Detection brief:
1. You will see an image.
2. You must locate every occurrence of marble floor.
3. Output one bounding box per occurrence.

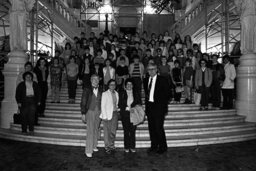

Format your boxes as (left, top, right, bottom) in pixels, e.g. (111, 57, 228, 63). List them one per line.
(0, 139, 256, 171)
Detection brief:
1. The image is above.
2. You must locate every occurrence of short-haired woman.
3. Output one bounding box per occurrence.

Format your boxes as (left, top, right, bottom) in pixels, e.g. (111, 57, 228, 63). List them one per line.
(15, 72, 41, 135)
(100, 79, 119, 154)
(118, 78, 142, 153)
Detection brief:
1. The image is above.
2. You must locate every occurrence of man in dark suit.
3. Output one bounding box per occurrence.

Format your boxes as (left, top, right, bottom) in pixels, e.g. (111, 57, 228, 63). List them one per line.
(143, 63, 170, 154)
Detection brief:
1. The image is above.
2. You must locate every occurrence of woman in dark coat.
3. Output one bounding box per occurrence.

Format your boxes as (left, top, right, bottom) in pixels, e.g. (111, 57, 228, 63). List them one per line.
(15, 71, 41, 135)
(34, 57, 49, 116)
(118, 78, 142, 153)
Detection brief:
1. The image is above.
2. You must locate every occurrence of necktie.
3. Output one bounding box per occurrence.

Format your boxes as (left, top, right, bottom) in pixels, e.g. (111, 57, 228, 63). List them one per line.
(147, 77, 153, 101)
(148, 77, 153, 92)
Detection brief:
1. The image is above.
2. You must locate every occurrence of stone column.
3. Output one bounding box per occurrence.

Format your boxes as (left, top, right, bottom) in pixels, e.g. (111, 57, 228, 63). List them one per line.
(235, 0, 256, 122)
(0, 0, 35, 128)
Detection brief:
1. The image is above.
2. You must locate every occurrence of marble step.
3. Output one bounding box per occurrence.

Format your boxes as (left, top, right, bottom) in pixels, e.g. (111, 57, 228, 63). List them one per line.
(10, 123, 256, 137)
(38, 115, 246, 127)
(45, 104, 200, 112)
(46, 98, 188, 104)
(1, 128, 256, 147)
(45, 98, 190, 107)
(43, 110, 236, 119)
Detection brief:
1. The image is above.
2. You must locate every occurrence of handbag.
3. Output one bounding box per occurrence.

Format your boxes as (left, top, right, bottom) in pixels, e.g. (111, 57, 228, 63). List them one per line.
(175, 86, 184, 93)
(13, 109, 21, 124)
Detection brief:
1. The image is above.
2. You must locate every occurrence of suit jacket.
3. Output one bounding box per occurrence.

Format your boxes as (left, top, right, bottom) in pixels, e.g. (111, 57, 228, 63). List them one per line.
(195, 68, 213, 88)
(100, 90, 119, 120)
(143, 75, 170, 113)
(118, 89, 142, 112)
(80, 87, 102, 114)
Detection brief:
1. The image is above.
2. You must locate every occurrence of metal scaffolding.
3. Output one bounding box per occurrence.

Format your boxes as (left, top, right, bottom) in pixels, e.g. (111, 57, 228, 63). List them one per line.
(27, 0, 54, 64)
(194, 0, 240, 54)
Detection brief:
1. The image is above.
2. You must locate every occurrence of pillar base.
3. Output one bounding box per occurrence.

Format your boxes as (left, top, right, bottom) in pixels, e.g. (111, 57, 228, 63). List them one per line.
(0, 51, 26, 128)
(236, 53, 256, 122)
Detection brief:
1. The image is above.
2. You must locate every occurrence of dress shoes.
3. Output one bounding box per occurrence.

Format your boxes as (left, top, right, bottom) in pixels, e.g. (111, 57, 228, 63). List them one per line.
(124, 149, 129, 153)
(93, 148, 99, 152)
(156, 149, 167, 154)
(147, 147, 157, 154)
(130, 149, 136, 153)
(85, 153, 92, 158)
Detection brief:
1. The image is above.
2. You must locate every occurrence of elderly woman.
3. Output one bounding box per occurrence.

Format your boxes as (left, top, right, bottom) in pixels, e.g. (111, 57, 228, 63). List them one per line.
(15, 71, 41, 135)
(100, 79, 119, 154)
(118, 78, 142, 153)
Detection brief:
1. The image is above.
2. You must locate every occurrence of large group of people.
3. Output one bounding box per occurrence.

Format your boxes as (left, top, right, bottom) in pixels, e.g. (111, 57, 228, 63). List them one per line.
(15, 30, 237, 157)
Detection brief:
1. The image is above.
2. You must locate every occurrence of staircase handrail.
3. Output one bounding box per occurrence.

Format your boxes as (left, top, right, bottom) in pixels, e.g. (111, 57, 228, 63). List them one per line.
(170, 0, 223, 34)
(39, 0, 90, 31)
(170, 0, 204, 32)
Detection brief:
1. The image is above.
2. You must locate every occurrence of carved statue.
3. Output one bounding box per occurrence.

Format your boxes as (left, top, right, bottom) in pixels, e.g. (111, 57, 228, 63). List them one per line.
(9, 0, 35, 51)
(234, 0, 256, 54)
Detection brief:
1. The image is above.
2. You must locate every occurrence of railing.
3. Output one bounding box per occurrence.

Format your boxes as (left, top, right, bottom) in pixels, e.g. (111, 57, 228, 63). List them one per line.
(40, 0, 90, 31)
(170, 0, 205, 34)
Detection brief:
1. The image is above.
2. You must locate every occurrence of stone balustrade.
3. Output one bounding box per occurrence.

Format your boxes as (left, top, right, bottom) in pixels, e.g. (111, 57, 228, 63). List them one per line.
(171, 1, 204, 34)
(45, 0, 86, 28)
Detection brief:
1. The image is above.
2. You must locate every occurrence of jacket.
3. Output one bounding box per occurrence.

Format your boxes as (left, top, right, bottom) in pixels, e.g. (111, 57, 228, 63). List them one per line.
(34, 66, 49, 82)
(118, 89, 142, 112)
(222, 62, 236, 89)
(143, 75, 170, 114)
(100, 90, 119, 120)
(80, 87, 102, 114)
(195, 68, 213, 88)
(103, 67, 115, 80)
(15, 81, 41, 105)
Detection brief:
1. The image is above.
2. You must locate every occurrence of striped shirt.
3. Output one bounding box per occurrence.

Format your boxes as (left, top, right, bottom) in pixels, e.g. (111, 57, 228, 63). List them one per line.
(131, 63, 141, 77)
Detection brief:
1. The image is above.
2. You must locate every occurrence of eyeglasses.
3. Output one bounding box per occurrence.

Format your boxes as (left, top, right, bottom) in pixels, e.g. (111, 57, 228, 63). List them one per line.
(148, 68, 157, 71)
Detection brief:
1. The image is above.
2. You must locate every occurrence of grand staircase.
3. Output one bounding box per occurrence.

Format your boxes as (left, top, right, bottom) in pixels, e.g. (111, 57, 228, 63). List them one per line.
(0, 85, 256, 148)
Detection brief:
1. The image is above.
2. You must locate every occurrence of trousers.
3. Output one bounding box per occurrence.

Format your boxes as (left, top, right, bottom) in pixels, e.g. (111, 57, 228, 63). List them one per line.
(85, 108, 101, 154)
(102, 111, 119, 150)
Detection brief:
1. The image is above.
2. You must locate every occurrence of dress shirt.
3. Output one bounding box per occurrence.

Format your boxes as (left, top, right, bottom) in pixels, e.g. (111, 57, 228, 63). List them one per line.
(149, 75, 157, 102)
(93, 87, 98, 97)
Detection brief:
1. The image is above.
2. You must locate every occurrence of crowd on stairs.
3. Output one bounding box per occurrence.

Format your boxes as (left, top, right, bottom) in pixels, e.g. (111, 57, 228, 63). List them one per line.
(14, 30, 237, 158)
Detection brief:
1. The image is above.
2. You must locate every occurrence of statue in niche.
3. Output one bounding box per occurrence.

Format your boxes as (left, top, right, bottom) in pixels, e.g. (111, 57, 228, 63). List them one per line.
(234, 0, 256, 54)
(9, 0, 35, 51)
